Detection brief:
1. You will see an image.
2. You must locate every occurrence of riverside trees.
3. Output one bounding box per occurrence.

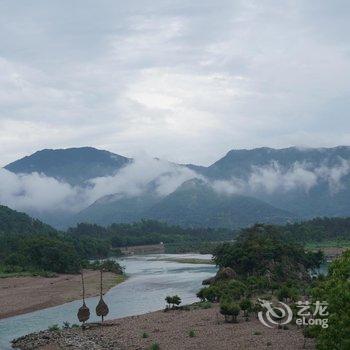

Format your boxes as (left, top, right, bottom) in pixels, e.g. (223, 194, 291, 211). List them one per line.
(199, 224, 324, 323)
(165, 295, 182, 309)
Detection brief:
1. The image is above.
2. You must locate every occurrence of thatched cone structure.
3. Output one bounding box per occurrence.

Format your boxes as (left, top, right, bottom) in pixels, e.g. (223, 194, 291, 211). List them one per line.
(96, 269, 109, 322)
(77, 271, 90, 325)
(78, 302, 90, 323)
(96, 297, 109, 322)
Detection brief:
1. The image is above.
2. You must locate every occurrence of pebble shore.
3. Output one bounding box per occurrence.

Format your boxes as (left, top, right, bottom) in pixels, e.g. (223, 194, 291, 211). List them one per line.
(12, 306, 315, 350)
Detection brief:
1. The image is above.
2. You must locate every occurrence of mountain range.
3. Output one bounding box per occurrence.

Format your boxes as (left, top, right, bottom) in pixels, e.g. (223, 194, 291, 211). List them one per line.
(3, 146, 350, 229)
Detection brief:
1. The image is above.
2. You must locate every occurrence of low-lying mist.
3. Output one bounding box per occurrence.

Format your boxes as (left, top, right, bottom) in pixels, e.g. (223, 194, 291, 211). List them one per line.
(0, 156, 199, 213)
(1, 157, 349, 215)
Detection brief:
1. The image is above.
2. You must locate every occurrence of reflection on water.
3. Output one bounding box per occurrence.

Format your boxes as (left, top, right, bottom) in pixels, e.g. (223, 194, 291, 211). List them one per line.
(0, 254, 216, 349)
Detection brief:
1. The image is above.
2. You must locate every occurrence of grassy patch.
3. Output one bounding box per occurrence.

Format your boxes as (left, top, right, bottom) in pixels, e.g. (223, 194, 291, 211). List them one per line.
(188, 330, 196, 337)
(114, 274, 127, 284)
(48, 324, 60, 332)
(150, 342, 160, 350)
(305, 240, 350, 250)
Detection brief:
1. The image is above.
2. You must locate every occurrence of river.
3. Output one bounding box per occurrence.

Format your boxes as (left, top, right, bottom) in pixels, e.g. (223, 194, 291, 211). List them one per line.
(0, 253, 217, 349)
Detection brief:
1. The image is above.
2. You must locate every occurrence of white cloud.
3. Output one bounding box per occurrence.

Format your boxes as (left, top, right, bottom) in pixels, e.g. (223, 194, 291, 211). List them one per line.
(0, 157, 200, 213)
(0, 169, 82, 212)
(210, 159, 350, 196)
(248, 162, 318, 194)
(87, 156, 199, 200)
(1, 154, 349, 216)
(0, 0, 350, 167)
(316, 158, 350, 193)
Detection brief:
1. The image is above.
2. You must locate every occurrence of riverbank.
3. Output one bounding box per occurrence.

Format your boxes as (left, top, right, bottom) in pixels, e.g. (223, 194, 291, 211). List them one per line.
(119, 244, 165, 255)
(150, 257, 214, 264)
(0, 270, 125, 319)
(12, 305, 315, 350)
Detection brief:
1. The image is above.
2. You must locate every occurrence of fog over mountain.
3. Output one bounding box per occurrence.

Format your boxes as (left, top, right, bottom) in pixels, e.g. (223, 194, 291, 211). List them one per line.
(1, 146, 350, 229)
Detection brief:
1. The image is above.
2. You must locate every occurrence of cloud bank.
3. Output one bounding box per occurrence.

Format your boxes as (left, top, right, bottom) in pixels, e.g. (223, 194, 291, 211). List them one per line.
(212, 159, 350, 196)
(1, 157, 350, 215)
(0, 157, 199, 213)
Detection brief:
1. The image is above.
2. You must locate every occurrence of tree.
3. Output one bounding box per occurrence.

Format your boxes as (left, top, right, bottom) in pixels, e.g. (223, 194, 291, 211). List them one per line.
(220, 300, 240, 323)
(213, 224, 323, 282)
(239, 299, 252, 318)
(165, 295, 182, 309)
(165, 296, 172, 309)
(172, 295, 181, 307)
(277, 285, 297, 303)
(310, 251, 350, 350)
(196, 288, 206, 302)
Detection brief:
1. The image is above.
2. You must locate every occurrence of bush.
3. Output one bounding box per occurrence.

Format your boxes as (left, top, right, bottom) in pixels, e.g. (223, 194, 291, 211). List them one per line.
(252, 302, 263, 318)
(199, 301, 212, 309)
(88, 259, 124, 274)
(223, 280, 247, 301)
(196, 288, 206, 302)
(239, 299, 252, 317)
(220, 300, 240, 323)
(277, 285, 298, 302)
(165, 295, 182, 309)
(188, 330, 196, 337)
(150, 342, 160, 350)
(309, 251, 350, 349)
(48, 324, 60, 332)
(142, 332, 149, 338)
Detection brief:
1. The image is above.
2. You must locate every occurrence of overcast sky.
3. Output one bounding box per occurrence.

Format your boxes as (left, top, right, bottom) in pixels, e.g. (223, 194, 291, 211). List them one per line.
(0, 0, 349, 167)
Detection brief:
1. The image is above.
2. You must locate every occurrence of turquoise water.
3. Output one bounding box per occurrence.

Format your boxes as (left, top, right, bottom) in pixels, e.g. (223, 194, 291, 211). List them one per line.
(0, 254, 216, 349)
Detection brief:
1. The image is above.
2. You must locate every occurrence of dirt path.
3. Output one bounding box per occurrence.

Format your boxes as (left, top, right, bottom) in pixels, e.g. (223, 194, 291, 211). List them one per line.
(0, 270, 124, 319)
(13, 306, 315, 350)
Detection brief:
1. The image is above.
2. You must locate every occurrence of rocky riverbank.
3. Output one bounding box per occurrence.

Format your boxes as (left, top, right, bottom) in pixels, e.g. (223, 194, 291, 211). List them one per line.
(12, 305, 315, 350)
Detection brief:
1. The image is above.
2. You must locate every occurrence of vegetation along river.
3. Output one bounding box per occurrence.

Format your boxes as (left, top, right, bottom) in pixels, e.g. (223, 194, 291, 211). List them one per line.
(0, 254, 217, 349)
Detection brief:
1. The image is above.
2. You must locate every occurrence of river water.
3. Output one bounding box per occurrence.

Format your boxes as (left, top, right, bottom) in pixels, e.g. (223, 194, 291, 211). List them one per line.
(0, 254, 217, 349)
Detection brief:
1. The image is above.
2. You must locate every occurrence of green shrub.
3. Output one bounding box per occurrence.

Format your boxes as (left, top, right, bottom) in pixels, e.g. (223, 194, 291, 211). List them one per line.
(48, 324, 60, 332)
(89, 259, 123, 274)
(309, 251, 350, 349)
(220, 300, 240, 323)
(277, 285, 298, 302)
(165, 295, 182, 308)
(196, 288, 205, 301)
(223, 280, 247, 301)
(239, 299, 252, 317)
(200, 286, 219, 302)
(200, 301, 212, 309)
(142, 332, 149, 339)
(150, 342, 160, 350)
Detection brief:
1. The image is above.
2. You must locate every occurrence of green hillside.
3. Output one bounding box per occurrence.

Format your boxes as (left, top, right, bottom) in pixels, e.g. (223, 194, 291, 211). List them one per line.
(0, 205, 57, 236)
(146, 179, 295, 228)
(0, 205, 109, 275)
